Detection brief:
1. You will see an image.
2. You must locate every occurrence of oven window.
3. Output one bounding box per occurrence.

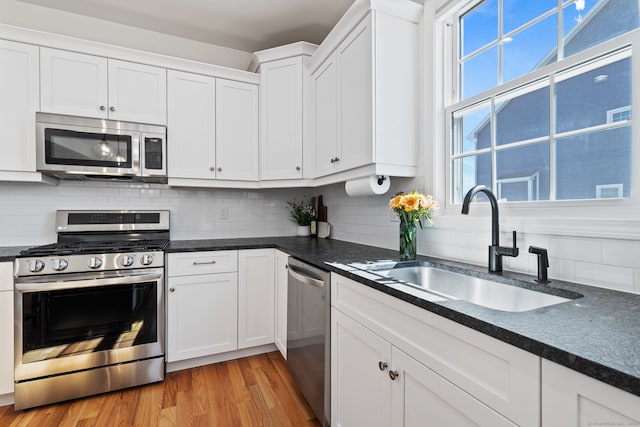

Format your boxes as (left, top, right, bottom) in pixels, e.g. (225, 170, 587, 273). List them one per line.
(45, 128, 133, 168)
(22, 282, 157, 363)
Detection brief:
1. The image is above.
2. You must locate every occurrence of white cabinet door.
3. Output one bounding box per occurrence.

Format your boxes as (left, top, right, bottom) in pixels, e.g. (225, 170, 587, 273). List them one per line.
(331, 308, 392, 427)
(542, 359, 640, 427)
(167, 70, 216, 180)
(337, 16, 373, 172)
(215, 79, 259, 181)
(238, 249, 275, 349)
(0, 263, 13, 396)
(391, 347, 516, 427)
(166, 272, 238, 362)
(312, 57, 339, 178)
(108, 59, 167, 125)
(274, 250, 289, 358)
(259, 57, 303, 180)
(0, 40, 39, 175)
(40, 47, 108, 118)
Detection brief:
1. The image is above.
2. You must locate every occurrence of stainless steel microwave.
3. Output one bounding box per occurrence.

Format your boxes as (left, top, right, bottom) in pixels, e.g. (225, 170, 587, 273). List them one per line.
(36, 112, 167, 183)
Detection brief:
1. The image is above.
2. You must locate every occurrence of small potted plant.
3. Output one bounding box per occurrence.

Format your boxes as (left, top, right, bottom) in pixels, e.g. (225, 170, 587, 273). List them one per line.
(287, 197, 314, 236)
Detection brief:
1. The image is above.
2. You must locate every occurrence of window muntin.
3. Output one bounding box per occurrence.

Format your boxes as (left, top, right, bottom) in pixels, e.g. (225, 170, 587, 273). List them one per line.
(449, 0, 637, 205)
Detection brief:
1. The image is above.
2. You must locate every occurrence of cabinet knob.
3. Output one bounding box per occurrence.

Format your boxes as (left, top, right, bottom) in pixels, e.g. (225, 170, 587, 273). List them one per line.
(378, 361, 388, 371)
(334, 157, 340, 163)
(296, 166, 301, 171)
(99, 105, 106, 111)
(210, 166, 215, 171)
(218, 167, 222, 172)
(330, 158, 335, 164)
(169, 287, 175, 293)
(388, 370, 399, 381)
(110, 106, 115, 112)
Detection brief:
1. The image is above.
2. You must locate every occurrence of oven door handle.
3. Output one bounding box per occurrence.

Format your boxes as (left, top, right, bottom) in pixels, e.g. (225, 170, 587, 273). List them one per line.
(15, 272, 163, 292)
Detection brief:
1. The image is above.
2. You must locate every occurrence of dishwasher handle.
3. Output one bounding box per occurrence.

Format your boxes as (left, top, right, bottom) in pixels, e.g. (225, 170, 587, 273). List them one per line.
(288, 264, 325, 288)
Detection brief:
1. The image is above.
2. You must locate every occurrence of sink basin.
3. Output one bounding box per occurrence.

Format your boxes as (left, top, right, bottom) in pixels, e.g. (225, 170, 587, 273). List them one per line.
(373, 266, 572, 312)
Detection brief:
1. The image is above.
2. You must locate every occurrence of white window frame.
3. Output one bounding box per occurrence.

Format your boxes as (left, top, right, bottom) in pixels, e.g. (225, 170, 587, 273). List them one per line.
(432, 0, 640, 239)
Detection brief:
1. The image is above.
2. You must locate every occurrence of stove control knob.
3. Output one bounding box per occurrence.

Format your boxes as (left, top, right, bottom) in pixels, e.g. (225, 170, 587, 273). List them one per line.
(121, 255, 135, 267)
(88, 257, 103, 269)
(140, 254, 154, 266)
(52, 258, 69, 271)
(29, 260, 45, 273)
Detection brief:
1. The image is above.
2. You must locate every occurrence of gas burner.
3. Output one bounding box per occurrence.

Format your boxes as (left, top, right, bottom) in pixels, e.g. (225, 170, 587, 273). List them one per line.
(19, 239, 169, 257)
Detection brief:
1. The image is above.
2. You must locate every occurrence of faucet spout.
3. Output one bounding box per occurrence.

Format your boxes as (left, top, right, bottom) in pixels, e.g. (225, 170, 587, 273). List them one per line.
(461, 185, 500, 247)
(461, 185, 519, 274)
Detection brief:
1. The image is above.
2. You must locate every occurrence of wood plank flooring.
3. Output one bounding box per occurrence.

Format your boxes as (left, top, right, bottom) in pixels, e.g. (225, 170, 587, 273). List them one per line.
(0, 351, 321, 427)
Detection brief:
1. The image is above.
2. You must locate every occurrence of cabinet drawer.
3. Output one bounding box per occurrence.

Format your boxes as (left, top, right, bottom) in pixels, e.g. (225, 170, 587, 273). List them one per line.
(168, 251, 238, 276)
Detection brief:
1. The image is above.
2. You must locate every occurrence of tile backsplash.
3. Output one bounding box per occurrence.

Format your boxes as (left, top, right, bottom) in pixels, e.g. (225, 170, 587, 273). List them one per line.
(1, 178, 638, 295)
(0, 180, 307, 246)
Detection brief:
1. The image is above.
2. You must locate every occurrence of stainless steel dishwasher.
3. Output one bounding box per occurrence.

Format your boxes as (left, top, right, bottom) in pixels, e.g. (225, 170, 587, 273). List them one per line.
(286, 257, 331, 427)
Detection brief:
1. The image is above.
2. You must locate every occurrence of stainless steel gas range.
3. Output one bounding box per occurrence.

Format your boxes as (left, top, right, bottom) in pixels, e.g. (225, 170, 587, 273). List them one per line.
(13, 210, 169, 410)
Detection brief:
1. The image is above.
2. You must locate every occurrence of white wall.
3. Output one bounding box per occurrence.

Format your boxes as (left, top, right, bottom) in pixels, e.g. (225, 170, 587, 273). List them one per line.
(0, 181, 308, 246)
(0, 0, 253, 70)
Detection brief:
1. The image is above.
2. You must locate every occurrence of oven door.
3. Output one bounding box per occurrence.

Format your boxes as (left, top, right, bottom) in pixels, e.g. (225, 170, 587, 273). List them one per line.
(14, 268, 164, 382)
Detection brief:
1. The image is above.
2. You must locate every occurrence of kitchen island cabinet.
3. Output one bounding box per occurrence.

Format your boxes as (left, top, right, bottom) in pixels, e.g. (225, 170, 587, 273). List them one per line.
(40, 47, 167, 125)
(331, 272, 539, 427)
(0, 262, 14, 405)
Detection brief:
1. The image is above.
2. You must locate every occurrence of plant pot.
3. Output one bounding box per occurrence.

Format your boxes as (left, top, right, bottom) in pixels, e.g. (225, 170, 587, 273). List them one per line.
(399, 220, 417, 260)
(297, 225, 311, 237)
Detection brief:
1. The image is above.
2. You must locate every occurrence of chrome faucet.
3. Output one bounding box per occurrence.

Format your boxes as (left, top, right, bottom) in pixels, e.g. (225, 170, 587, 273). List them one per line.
(461, 185, 519, 274)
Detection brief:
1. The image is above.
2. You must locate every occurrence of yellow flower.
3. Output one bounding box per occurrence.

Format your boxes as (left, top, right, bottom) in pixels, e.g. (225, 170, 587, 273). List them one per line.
(389, 195, 403, 209)
(403, 194, 419, 211)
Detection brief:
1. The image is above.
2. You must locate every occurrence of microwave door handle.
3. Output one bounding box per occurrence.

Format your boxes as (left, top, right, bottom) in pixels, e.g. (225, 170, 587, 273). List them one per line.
(15, 272, 162, 292)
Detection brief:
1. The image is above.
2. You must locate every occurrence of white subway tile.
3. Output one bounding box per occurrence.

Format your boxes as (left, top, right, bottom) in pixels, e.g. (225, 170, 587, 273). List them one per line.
(547, 236, 602, 263)
(602, 240, 640, 268)
(574, 262, 634, 293)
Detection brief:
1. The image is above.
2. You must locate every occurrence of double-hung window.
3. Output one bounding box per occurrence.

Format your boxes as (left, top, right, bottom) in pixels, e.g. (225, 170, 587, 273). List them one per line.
(445, 0, 639, 206)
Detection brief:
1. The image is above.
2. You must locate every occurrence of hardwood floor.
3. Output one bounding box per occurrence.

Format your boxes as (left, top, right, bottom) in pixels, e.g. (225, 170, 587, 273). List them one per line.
(0, 352, 322, 427)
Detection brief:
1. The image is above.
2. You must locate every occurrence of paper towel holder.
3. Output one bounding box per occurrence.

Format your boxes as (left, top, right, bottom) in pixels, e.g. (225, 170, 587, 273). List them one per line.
(377, 175, 387, 185)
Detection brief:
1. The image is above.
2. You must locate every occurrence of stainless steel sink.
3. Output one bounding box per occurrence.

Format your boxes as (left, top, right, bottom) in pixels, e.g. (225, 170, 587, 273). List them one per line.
(371, 265, 573, 312)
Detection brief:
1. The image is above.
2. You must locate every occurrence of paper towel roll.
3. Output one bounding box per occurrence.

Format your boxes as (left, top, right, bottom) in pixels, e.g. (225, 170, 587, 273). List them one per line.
(344, 175, 391, 196)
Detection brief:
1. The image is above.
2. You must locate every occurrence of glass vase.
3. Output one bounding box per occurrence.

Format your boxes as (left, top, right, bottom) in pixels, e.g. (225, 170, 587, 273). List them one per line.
(399, 220, 417, 260)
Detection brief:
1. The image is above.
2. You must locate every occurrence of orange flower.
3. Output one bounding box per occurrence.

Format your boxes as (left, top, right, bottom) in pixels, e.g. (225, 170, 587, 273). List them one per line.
(389, 195, 403, 209)
(403, 194, 419, 211)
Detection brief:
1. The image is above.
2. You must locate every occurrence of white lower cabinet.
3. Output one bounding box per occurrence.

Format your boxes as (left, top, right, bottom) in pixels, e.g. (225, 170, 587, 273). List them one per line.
(0, 262, 14, 398)
(167, 249, 276, 364)
(166, 272, 237, 361)
(274, 250, 289, 358)
(238, 249, 275, 349)
(542, 359, 640, 426)
(331, 273, 540, 427)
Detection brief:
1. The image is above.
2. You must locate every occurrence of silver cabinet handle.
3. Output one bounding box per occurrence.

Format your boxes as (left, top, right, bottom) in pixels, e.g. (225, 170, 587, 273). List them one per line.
(193, 260, 217, 265)
(110, 106, 115, 112)
(217, 167, 222, 172)
(389, 370, 399, 381)
(378, 361, 388, 371)
(210, 166, 215, 171)
(99, 105, 106, 111)
(169, 287, 175, 293)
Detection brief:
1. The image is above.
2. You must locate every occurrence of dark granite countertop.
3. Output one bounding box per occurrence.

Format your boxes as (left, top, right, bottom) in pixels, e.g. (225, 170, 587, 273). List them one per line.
(167, 237, 640, 397)
(0, 246, 30, 262)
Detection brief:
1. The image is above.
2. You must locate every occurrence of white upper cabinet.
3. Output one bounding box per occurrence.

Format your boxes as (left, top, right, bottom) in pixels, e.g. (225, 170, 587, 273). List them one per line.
(255, 42, 317, 182)
(40, 47, 167, 125)
(259, 56, 304, 180)
(167, 71, 259, 185)
(167, 70, 216, 181)
(215, 79, 259, 181)
(308, 1, 421, 181)
(0, 39, 44, 181)
(107, 59, 167, 125)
